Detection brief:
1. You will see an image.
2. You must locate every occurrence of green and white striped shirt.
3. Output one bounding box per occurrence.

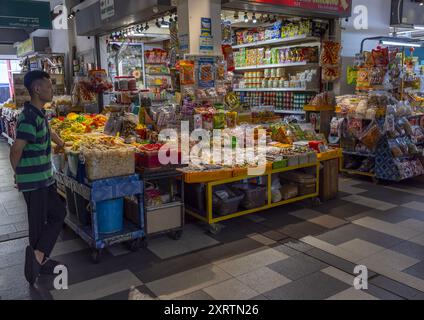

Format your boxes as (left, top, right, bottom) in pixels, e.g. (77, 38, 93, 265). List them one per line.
(15, 102, 54, 192)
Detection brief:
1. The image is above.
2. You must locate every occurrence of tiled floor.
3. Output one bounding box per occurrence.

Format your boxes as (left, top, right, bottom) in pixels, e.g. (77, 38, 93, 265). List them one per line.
(0, 138, 423, 300)
(0, 141, 27, 242)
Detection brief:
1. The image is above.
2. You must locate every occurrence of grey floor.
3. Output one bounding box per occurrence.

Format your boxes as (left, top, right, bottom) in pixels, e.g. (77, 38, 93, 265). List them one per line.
(0, 138, 423, 300)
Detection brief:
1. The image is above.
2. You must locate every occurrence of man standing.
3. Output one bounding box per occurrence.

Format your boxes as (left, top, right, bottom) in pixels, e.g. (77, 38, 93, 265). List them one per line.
(10, 70, 66, 285)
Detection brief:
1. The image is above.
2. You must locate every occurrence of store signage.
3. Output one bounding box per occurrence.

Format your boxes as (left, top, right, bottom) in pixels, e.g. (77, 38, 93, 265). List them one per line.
(0, 0, 51, 29)
(246, 0, 352, 16)
(100, 0, 115, 20)
(201, 17, 212, 37)
(179, 34, 189, 54)
(199, 36, 214, 54)
(16, 38, 34, 57)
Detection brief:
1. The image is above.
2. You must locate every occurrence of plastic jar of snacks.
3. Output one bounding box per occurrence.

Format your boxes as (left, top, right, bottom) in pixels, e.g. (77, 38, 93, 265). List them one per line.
(128, 77, 137, 91)
(119, 77, 129, 91)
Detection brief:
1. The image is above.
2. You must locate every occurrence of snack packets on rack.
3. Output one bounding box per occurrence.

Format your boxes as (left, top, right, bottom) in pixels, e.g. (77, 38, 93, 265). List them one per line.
(198, 57, 215, 88)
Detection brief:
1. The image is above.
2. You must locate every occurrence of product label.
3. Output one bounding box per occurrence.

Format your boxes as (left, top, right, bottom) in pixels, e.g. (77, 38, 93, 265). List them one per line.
(199, 36, 214, 54)
(198, 57, 215, 88)
(201, 17, 212, 37)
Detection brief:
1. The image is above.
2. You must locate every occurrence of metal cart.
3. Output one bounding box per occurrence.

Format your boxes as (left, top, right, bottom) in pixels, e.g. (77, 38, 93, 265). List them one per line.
(54, 172, 146, 263)
(138, 168, 184, 241)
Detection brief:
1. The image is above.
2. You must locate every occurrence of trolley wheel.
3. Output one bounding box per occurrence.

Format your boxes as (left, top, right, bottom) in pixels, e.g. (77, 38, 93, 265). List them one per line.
(169, 230, 183, 240)
(140, 237, 148, 249)
(127, 238, 148, 252)
(127, 239, 141, 252)
(91, 249, 102, 264)
(208, 223, 222, 235)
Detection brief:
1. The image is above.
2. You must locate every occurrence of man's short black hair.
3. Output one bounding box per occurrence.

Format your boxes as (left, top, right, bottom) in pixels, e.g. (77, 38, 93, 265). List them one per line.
(24, 70, 50, 95)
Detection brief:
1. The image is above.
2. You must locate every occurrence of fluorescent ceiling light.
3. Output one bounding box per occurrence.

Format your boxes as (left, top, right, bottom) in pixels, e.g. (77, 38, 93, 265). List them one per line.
(413, 25, 424, 30)
(381, 40, 422, 47)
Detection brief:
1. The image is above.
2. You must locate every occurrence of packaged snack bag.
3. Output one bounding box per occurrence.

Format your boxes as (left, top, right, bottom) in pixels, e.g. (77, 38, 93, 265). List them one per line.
(356, 67, 370, 89)
(347, 66, 358, 85)
(180, 60, 195, 85)
(320, 41, 341, 66)
(360, 122, 382, 151)
(372, 47, 389, 67)
(198, 58, 215, 88)
(222, 45, 235, 72)
(258, 48, 264, 65)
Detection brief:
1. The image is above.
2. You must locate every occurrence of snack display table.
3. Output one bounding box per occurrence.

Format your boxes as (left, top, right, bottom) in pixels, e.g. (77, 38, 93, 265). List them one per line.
(184, 162, 320, 234)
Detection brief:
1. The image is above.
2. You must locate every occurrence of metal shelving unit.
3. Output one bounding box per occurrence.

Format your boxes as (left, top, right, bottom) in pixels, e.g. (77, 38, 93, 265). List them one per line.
(233, 88, 318, 92)
(235, 62, 317, 71)
(274, 110, 305, 115)
(232, 35, 320, 49)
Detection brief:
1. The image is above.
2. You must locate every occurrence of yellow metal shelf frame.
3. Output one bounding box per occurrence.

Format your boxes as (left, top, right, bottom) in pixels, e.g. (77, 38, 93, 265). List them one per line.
(186, 162, 320, 225)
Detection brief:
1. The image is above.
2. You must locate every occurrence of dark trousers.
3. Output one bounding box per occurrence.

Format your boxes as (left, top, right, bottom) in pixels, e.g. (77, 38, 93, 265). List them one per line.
(23, 184, 66, 257)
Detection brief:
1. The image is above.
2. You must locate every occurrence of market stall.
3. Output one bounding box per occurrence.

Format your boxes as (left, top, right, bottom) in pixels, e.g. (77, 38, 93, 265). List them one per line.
(335, 39, 424, 182)
(34, 0, 348, 247)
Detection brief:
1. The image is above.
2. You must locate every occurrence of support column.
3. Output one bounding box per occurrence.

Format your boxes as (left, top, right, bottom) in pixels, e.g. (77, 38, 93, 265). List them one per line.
(177, 0, 222, 55)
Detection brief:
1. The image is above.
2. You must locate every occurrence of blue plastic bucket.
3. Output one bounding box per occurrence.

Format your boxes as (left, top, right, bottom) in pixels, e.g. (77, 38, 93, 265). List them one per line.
(96, 198, 124, 234)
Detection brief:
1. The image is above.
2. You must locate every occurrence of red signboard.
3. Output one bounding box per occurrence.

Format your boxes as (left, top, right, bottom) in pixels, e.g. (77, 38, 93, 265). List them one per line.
(251, 0, 352, 16)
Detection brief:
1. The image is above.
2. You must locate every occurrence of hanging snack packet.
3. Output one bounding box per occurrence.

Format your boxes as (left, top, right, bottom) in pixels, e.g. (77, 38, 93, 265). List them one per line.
(180, 60, 195, 85)
(372, 47, 389, 67)
(222, 45, 235, 72)
(198, 58, 215, 88)
(360, 122, 382, 151)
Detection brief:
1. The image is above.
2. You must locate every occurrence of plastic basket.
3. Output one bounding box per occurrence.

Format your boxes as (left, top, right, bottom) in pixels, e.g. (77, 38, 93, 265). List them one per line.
(308, 152, 318, 163)
(82, 147, 135, 181)
(272, 159, 288, 170)
(232, 183, 267, 210)
(280, 183, 299, 200)
(298, 182, 316, 196)
(135, 151, 161, 168)
(286, 155, 299, 167)
(212, 186, 244, 216)
(298, 153, 309, 165)
(281, 171, 316, 184)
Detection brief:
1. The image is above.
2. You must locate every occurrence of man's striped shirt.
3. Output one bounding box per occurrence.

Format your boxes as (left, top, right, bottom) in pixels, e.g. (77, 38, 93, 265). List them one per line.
(15, 102, 54, 192)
